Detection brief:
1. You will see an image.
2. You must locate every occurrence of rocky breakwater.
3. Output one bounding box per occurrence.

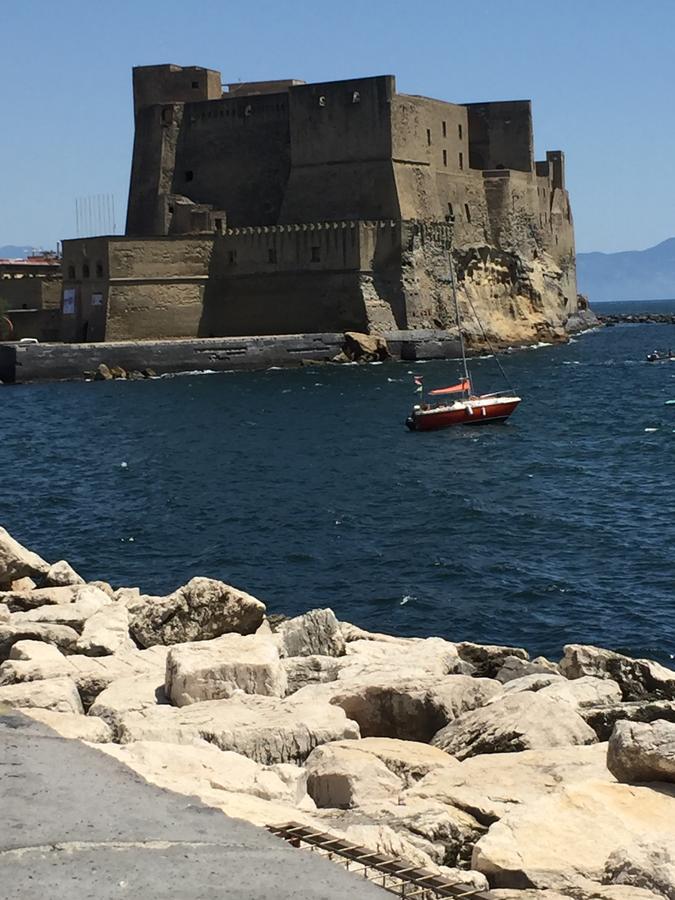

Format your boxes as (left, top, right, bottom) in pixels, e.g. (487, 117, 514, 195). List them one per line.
(1, 525, 675, 899)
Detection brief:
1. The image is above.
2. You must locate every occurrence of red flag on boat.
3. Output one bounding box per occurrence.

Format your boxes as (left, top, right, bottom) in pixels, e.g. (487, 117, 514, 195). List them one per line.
(429, 379, 470, 396)
(413, 375, 424, 394)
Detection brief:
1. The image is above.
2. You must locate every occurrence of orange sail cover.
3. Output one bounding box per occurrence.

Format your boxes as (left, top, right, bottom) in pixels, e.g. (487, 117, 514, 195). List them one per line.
(429, 380, 470, 396)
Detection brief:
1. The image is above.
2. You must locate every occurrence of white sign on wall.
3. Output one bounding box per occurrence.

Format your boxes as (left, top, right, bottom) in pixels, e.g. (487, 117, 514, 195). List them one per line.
(63, 288, 76, 315)
(91, 293, 103, 307)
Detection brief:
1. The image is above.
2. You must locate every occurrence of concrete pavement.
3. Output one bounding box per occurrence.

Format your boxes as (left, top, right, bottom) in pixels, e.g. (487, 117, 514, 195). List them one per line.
(0, 710, 385, 898)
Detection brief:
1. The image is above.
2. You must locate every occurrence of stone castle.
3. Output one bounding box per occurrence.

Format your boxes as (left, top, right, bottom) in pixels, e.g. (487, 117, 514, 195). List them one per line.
(61, 64, 578, 345)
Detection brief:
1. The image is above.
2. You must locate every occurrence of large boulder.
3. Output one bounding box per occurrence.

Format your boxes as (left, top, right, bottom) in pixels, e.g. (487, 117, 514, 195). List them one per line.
(129, 577, 266, 647)
(22, 708, 113, 742)
(432, 693, 597, 759)
(604, 840, 675, 899)
(0, 584, 80, 612)
(496, 655, 560, 684)
(115, 693, 360, 765)
(165, 633, 287, 706)
(282, 655, 341, 694)
(43, 560, 85, 587)
(471, 780, 675, 889)
(296, 673, 501, 742)
(322, 737, 459, 787)
(305, 742, 404, 808)
(407, 743, 615, 824)
(343, 332, 390, 362)
(76, 604, 135, 656)
(560, 645, 675, 701)
(0, 677, 83, 714)
(9, 585, 111, 633)
(88, 674, 168, 731)
(456, 642, 529, 678)
(275, 608, 345, 658)
(0, 623, 80, 661)
(0, 645, 168, 708)
(340, 636, 469, 680)
(0, 526, 50, 584)
(607, 720, 675, 783)
(97, 740, 312, 808)
(9, 640, 66, 663)
(504, 674, 622, 708)
(583, 700, 675, 741)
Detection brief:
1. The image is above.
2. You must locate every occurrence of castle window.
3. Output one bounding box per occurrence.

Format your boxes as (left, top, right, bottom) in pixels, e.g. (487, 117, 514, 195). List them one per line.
(443, 149, 448, 167)
(442, 121, 447, 138)
(228, 250, 237, 265)
(191, 81, 199, 89)
(185, 170, 194, 182)
(268, 248, 277, 264)
(458, 123, 463, 140)
(318, 95, 326, 107)
(214, 218, 223, 234)
(426, 128, 432, 146)
(447, 202, 454, 221)
(459, 152, 464, 170)
(352, 91, 360, 103)
(95, 261, 103, 277)
(464, 203, 471, 223)
(311, 246, 321, 262)
(168, 205, 174, 213)
(67, 265, 75, 279)
(161, 107, 173, 125)
(82, 263, 90, 279)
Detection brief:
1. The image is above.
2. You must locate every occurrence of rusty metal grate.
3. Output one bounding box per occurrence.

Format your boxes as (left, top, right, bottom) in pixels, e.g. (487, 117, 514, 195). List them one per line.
(267, 822, 491, 899)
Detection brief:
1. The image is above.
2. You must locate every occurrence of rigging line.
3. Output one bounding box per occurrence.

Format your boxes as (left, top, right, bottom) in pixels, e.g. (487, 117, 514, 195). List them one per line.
(463, 292, 516, 393)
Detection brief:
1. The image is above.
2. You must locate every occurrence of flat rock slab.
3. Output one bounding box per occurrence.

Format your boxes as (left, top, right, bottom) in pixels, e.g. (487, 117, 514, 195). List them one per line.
(0, 711, 384, 899)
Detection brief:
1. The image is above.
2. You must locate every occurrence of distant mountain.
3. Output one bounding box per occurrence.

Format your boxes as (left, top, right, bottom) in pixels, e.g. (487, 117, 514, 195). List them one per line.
(577, 238, 675, 302)
(0, 245, 37, 259)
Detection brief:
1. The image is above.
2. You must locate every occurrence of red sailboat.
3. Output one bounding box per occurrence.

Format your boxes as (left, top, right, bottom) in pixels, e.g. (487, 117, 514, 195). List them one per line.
(405, 240, 521, 432)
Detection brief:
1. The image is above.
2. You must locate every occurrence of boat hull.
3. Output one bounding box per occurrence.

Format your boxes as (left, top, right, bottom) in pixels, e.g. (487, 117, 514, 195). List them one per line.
(406, 397, 521, 431)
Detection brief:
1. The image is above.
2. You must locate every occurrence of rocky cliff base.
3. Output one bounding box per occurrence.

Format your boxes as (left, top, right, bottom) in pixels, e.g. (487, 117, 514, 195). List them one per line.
(1, 525, 673, 899)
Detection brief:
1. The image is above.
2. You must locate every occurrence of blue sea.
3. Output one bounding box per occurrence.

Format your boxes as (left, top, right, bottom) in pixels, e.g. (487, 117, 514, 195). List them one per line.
(2, 299, 675, 663)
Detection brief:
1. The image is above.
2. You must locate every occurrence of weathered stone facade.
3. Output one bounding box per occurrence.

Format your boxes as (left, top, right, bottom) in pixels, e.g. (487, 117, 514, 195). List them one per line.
(60, 65, 579, 345)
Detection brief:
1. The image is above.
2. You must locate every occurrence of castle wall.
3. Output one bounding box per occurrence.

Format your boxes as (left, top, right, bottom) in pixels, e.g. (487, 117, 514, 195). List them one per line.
(279, 76, 400, 222)
(466, 101, 534, 172)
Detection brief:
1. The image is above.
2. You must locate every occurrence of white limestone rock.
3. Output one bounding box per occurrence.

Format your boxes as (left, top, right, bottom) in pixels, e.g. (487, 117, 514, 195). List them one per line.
(10, 585, 111, 633)
(582, 700, 675, 741)
(165, 633, 287, 706)
(604, 840, 675, 899)
(88, 674, 168, 730)
(471, 780, 675, 889)
(129, 577, 266, 647)
(0, 526, 50, 584)
(607, 719, 675, 783)
(43, 560, 85, 587)
(340, 636, 469, 680)
(22, 708, 113, 742)
(282, 654, 341, 693)
(503, 674, 622, 708)
(275, 608, 345, 658)
(0, 585, 80, 612)
(305, 742, 404, 808)
(0, 622, 80, 661)
(339, 621, 416, 644)
(323, 737, 459, 787)
(0, 604, 9, 624)
(432, 692, 597, 759)
(407, 743, 615, 824)
(9, 640, 66, 663)
(295, 673, 501, 742)
(76, 604, 135, 656)
(560, 644, 675, 701)
(0, 677, 83, 714)
(496, 655, 560, 684)
(116, 693, 361, 765)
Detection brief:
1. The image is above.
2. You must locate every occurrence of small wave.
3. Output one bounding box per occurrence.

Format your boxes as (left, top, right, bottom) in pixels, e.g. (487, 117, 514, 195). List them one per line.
(160, 369, 219, 378)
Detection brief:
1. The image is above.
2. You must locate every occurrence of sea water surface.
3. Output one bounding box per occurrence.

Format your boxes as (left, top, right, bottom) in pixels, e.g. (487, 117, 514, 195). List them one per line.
(2, 299, 675, 662)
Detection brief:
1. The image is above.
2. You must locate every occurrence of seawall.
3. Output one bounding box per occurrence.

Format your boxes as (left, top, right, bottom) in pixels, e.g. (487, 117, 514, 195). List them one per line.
(0, 330, 462, 384)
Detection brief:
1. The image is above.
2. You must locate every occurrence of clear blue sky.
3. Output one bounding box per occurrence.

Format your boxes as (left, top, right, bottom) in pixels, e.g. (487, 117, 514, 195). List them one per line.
(2, 0, 673, 253)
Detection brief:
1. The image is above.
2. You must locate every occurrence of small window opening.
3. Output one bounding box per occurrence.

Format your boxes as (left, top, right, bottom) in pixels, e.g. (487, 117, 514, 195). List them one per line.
(95, 262, 103, 277)
(214, 218, 223, 234)
(191, 81, 199, 89)
(161, 107, 172, 124)
(168, 204, 174, 213)
(268, 247, 277, 264)
(464, 203, 471, 223)
(67, 265, 75, 279)
(447, 202, 454, 221)
(459, 152, 464, 170)
(458, 123, 463, 140)
(442, 121, 447, 138)
(442, 149, 448, 167)
(426, 128, 432, 146)
(352, 91, 360, 103)
(311, 246, 321, 262)
(228, 250, 237, 265)
(318, 95, 326, 107)
(82, 263, 90, 278)
(185, 170, 194, 182)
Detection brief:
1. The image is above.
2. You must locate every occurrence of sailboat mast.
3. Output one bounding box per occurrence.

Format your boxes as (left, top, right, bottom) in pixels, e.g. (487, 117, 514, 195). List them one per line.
(448, 236, 471, 392)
